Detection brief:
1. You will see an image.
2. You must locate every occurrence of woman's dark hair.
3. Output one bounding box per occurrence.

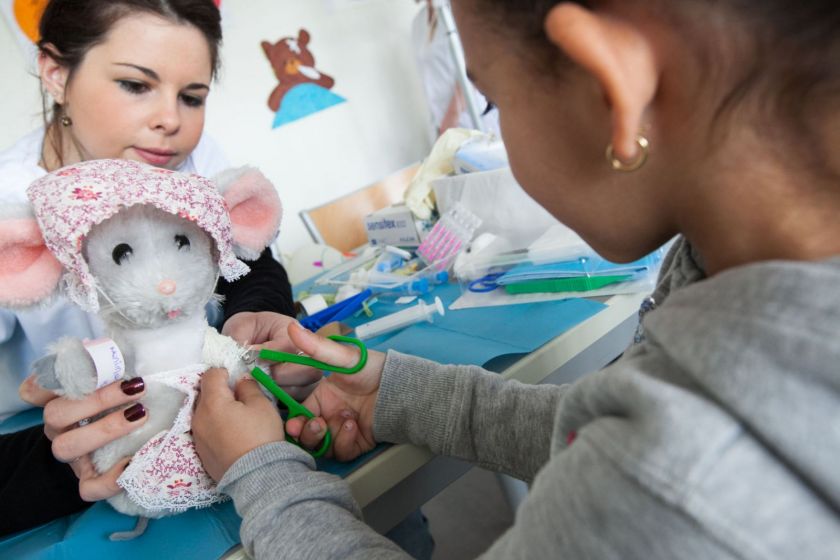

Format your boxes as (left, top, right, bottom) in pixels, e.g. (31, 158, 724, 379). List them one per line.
(38, 0, 222, 166)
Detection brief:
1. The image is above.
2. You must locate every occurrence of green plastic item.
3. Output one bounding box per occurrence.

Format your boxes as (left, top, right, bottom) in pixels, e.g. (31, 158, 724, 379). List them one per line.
(503, 274, 632, 295)
(249, 335, 367, 458)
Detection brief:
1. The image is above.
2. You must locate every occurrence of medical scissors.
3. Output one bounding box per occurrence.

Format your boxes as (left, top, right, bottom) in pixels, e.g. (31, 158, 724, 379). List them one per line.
(468, 272, 505, 293)
(243, 335, 368, 458)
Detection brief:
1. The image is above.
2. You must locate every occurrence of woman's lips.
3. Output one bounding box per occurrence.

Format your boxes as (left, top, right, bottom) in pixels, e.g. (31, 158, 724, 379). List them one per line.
(134, 147, 175, 166)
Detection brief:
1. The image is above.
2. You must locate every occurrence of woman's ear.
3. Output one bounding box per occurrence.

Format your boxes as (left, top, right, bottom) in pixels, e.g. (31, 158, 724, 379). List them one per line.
(0, 206, 63, 308)
(544, 4, 659, 163)
(214, 167, 283, 260)
(38, 45, 70, 105)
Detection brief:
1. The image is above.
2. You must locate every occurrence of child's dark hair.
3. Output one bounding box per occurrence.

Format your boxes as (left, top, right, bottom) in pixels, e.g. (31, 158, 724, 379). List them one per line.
(474, 0, 840, 170)
(37, 0, 222, 166)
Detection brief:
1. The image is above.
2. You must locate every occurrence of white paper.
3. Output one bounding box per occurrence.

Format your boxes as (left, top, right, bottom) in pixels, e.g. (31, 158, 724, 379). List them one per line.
(83, 338, 126, 388)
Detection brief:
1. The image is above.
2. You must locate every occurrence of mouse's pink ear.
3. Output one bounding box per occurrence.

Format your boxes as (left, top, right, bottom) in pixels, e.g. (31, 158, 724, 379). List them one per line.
(214, 167, 282, 260)
(0, 206, 63, 308)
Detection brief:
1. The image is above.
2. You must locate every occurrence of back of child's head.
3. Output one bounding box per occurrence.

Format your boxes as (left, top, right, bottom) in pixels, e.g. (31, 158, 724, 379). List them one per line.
(466, 0, 840, 177)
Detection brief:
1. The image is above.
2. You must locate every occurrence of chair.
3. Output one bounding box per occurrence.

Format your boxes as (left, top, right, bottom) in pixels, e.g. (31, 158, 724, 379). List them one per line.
(299, 163, 421, 253)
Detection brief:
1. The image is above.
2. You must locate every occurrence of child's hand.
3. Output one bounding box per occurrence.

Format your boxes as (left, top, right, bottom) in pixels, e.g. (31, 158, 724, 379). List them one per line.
(192, 369, 285, 481)
(283, 323, 387, 462)
(223, 312, 323, 400)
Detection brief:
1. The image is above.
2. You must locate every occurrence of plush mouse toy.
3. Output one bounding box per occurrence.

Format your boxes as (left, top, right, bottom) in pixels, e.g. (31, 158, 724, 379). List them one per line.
(0, 159, 282, 536)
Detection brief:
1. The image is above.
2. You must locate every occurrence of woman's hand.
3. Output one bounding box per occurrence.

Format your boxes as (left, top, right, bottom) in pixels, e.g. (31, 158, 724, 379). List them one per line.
(19, 374, 148, 501)
(223, 311, 323, 400)
(192, 370, 285, 481)
(283, 323, 387, 462)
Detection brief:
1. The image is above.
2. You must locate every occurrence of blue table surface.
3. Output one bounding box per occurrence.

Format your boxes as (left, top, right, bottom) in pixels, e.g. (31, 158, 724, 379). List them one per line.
(0, 279, 606, 559)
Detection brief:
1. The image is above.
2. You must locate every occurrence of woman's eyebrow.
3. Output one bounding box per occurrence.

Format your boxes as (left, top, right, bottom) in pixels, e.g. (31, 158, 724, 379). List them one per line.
(114, 62, 160, 80)
(113, 62, 209, 90)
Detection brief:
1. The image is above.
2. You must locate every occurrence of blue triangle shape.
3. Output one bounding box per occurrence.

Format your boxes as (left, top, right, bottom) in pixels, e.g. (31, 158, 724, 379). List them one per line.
(272, 83, 347, 128)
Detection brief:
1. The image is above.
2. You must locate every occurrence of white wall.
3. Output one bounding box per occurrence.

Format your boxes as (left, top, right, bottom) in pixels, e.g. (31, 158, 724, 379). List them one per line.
(0, 0, 432, 255)
(0, 12, 42, 146)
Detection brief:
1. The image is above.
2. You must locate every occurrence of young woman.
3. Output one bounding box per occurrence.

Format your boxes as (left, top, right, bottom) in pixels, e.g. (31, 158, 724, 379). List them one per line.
(191, 0, 840, 557)
(0, 0, 308, 535)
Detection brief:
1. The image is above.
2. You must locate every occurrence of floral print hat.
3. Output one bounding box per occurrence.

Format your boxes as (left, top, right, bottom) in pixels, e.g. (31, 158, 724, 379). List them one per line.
(26, 159, 252, 312)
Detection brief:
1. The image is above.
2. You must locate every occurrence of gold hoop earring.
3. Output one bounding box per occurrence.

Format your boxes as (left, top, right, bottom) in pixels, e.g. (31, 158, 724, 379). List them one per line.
(605, 135, 649, 172)
(60, 115, 73, 127)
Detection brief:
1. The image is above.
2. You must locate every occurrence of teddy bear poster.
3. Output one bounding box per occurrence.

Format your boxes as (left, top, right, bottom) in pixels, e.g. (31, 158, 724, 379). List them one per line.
(262, 28, 347, 129)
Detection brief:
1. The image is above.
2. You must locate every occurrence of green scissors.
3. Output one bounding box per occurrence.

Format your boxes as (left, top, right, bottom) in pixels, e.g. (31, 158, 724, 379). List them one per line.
(245, 335, 367, 458)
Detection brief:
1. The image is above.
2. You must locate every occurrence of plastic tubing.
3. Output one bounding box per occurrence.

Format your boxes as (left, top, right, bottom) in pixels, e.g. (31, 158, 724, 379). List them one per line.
(355, 297, 445, 340)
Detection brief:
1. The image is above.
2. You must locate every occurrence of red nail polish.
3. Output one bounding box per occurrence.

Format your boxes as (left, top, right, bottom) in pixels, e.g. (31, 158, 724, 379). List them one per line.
(121, 377, 145, 396)
(124, 403, 146, 422)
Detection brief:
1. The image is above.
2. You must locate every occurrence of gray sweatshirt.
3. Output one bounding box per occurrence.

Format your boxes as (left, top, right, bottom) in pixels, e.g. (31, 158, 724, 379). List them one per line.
(219, 239, 840, 559)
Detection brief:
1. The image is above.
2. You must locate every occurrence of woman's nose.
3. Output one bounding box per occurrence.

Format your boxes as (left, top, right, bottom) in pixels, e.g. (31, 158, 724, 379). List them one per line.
(151, 99, 181, 134)
(157, 279, 177, 295)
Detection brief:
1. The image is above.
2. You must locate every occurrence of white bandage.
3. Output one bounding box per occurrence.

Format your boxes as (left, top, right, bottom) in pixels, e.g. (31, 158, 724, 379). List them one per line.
(83, 338, 126, 388)
(300, 294, 328, 316)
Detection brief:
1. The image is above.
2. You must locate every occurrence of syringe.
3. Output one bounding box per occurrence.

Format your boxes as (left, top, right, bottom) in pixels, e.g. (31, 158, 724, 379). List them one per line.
(354, 297, 445, 340)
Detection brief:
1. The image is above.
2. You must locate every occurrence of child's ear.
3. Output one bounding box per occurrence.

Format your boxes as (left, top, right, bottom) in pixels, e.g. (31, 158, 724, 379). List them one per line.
(214, 167, 282, 260)
(0, 206, 63, 308)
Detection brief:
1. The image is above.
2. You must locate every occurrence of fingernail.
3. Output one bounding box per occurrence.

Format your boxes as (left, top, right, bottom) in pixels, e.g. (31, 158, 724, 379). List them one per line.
(340, 410, 353, 420)
(121, 377, 145, 396)
(124, 403, 146, 422)
(294, 322, 313, 337)
(309, 421, 321, 433)
(343, 420, 353, 431)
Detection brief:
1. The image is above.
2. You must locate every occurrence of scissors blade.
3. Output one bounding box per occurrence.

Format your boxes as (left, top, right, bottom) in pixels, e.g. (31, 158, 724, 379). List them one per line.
(240, 348, 260, 368)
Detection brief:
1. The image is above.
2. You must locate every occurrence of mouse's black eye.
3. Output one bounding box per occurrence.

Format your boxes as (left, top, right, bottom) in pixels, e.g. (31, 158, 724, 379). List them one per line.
(175, 234, 190, 250)
(112, 243, 133, 265)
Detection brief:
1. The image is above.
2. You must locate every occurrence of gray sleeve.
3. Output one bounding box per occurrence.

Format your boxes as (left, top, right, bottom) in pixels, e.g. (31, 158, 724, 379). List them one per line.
(220, 426, 737, 560)
(219, 442, 410, 559)
(478, 436, 739, 560)
(373, 351, 566, 482)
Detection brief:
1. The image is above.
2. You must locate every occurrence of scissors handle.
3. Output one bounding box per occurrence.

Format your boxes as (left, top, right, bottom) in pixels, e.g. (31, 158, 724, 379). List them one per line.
(258, 335, 367, 374)
(248, 335, 368, 458)
(468, 272, 505, 293)
(250, 366, 332, 458)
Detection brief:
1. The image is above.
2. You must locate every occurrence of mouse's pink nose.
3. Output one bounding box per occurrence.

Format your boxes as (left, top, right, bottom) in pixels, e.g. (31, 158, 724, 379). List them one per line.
(157, 279, 177, 295)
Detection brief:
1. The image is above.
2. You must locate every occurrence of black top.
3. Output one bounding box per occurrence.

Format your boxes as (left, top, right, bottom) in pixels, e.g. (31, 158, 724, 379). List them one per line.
(0, 424, 87, 536)
(216, 248, 295, 320)
(0, 249, 294, 537)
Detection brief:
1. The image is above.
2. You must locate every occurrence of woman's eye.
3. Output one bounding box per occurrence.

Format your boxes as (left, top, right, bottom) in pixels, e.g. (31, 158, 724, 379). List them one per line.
(112, 243, 133, 265)
(175, 234, 191, 250)
(482, 101, 496, 116)
(117, 80, 149, 95)
(180, 94, 205, 108)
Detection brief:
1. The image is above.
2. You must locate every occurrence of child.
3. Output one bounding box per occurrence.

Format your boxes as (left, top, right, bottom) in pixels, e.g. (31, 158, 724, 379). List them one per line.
(192, 0, 840, 558)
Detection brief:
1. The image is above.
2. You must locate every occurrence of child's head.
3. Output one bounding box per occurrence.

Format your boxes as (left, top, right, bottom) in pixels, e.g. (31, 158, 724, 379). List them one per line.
(37, 0, 222, 170)
(452, 0, 840, 266)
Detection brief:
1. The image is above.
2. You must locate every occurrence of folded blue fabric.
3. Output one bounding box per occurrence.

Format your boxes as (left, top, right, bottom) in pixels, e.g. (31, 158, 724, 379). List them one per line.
(498, 254, 657, 284)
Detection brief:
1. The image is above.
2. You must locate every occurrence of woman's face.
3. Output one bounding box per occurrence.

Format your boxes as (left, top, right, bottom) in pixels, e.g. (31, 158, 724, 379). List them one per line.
(55, 13, 213, 170)
(451, 1, 677, 262)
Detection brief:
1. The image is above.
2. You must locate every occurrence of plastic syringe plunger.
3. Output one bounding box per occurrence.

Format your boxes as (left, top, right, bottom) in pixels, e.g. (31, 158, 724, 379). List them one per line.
(354, 297, 445, 340)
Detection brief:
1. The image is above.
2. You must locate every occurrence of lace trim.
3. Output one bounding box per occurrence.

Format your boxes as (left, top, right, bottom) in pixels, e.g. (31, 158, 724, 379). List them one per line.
(117, 363, 224, 512)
